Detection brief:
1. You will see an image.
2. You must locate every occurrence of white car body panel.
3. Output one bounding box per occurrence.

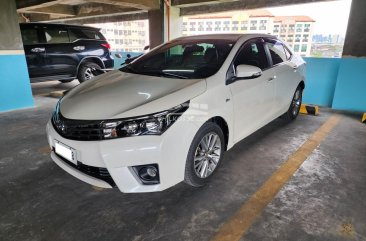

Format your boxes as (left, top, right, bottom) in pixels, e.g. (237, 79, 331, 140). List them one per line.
(47, 34, 306, 193)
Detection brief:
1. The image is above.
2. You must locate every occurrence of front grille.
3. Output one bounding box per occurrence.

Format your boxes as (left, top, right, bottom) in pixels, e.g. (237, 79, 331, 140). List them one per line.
(54, 150, 116, 187)
(52, 111, 104, 141)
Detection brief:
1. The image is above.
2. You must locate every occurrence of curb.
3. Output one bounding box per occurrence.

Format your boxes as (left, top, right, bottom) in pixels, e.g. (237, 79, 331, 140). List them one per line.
(300, 104, 319, 116)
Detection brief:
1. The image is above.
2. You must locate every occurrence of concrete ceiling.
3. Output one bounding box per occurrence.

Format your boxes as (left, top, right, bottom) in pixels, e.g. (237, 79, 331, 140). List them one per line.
(16, 0, 159, 22)
(17, 0, 336, 23)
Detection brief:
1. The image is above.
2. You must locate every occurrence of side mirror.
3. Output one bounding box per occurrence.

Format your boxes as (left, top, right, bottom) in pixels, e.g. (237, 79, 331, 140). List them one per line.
(114, 53, 122, 58)
(235, 64, 262, 79)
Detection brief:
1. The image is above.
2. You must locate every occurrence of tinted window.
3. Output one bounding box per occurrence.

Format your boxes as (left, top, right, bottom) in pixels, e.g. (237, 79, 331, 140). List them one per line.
(44, 28, 69, 43)
(21, 28, 39, 45)
(121, 38, 235, 79)
(234, 41, 269, 70)
(266, 40, 287, 65)
(68, 28, 103, 41)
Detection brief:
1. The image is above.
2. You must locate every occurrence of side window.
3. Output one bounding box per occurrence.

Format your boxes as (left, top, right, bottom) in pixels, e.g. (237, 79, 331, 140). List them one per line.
(44, 28, 69, 43)
(266, 40, 287, 65)
(68, 28, 102, 41)
(21, 28, 39, 45)
(234, 41, 269, 70)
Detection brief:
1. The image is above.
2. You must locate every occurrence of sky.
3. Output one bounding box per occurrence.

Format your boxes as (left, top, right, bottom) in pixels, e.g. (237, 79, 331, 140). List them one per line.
(267, 0, 352, 35)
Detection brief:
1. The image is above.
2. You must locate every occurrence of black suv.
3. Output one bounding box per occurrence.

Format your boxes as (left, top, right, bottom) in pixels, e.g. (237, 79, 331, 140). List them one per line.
(20, 23, 114, 83)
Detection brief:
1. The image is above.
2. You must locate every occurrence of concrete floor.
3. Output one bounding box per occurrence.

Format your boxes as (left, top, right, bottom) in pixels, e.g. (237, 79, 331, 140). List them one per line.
(1, 91, 366, 241)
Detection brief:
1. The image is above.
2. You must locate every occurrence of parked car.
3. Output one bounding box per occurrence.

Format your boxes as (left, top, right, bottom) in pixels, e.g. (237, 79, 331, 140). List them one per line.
(46, 34, 306, 193)
(20, 22, 114, 83)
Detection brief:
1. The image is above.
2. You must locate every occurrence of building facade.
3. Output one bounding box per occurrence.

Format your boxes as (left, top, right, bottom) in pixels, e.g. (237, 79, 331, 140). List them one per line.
(182, 10, 315, 57)
(88, 20, 149, 53)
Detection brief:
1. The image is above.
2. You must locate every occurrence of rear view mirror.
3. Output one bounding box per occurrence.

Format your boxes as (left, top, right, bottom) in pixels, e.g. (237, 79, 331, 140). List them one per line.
(235, 64, 262, 79)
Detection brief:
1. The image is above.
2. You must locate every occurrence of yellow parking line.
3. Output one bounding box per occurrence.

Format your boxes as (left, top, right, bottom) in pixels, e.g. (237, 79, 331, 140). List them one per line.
(211, 115, 341, 241)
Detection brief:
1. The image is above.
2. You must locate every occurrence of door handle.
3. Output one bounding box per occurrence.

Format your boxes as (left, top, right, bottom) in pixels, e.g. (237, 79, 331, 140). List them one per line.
(292, 65, 298, 70)
(73, 46, 85, 51)
(268, 76, 276, 81)
(31, 47, 45, 53)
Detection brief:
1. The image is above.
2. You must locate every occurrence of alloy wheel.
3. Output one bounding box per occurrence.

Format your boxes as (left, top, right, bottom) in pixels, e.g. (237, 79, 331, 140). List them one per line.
(84, 67, 95, 81)
(193, 132, 222, 179)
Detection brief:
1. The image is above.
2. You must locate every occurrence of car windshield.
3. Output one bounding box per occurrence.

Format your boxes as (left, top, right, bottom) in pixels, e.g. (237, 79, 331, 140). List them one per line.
(120, 38, 236, 79)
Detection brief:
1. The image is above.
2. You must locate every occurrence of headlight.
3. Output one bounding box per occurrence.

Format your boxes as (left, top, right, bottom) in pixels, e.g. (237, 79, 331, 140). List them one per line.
(102, 101, 189, 139)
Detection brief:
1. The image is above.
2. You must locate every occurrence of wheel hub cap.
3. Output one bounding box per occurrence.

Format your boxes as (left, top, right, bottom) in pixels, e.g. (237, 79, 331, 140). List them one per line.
(193, 132, 221, 179)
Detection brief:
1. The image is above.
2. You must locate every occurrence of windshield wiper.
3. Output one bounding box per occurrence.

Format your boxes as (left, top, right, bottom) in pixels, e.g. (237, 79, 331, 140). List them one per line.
(144, 71, 188, 79)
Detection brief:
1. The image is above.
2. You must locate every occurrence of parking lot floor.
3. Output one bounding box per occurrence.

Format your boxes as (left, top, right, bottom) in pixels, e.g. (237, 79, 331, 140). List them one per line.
(1, 96, 365, 241)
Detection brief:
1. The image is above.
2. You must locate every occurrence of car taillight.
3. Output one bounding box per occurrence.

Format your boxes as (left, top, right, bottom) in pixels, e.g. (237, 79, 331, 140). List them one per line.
(101, 43, 111, 49)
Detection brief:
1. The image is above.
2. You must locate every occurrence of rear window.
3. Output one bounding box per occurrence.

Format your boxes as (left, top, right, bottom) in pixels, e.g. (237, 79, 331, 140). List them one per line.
(21, 28, 39, 45)
(68, 28, 104, 41)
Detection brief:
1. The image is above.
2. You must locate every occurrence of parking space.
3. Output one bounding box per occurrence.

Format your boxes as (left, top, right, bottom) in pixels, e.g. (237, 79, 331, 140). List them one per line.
(1, 97, 365, 241)
(31, 80, 78, 97)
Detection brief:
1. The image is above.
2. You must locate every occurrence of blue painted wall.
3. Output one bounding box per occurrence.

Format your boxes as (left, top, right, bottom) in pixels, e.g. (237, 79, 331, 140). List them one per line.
(0, 54, 34, 112)
(302, 58, 341, 107)
(302, 57, 366, 112)
(332, 58, 366, 112)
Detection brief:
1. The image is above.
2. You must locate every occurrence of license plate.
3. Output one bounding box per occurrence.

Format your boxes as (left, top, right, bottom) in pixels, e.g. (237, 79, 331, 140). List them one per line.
(55, 141, 77, 165)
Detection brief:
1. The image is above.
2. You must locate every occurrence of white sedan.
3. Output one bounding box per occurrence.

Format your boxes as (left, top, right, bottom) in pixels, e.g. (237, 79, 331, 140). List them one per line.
(46, 34, 305, 193)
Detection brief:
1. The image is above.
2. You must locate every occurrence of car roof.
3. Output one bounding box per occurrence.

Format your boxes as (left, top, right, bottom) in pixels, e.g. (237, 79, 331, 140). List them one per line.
(19, 22, 100, 31)
(174, 33, 277, 42)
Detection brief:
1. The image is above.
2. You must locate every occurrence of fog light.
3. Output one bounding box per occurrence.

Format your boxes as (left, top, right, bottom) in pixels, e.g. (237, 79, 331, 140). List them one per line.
(146, 166, 157, 177)
(132, 164, 160, 185)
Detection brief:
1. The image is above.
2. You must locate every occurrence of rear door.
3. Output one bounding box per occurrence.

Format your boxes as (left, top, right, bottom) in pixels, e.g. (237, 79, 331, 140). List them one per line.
(41, 26, 79, 77)
(21, 24, 46, 78)
(264, 39, 301, 114)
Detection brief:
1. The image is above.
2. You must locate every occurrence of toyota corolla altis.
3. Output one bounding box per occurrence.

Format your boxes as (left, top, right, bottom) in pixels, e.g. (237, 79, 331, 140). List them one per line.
(46, 34, 305, 193)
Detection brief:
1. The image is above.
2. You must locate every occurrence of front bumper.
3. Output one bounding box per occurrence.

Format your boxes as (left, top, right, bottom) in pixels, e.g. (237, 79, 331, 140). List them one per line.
(46, 117, 199, 193)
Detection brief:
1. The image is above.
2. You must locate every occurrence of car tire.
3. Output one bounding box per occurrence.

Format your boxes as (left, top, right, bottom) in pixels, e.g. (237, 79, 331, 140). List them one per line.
(77, 62, 101, 83)
(59, 79, 74, 83)
(281, 85, 303, 121)
(184, 122, 225, 187)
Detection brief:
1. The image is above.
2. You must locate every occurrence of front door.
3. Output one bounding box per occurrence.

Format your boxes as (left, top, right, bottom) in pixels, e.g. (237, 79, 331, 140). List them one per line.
(227, 39, 276, 142)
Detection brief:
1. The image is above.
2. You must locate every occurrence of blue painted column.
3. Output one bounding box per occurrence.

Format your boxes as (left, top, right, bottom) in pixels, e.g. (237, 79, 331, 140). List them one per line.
(0, 0, 34, 112)
(332, 0, 366, 112)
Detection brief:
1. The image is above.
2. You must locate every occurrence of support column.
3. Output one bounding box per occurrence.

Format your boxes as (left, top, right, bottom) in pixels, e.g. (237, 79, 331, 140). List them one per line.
(0, 0, 33, 112)
(166, 6, 183, 41)
(342, 0, 366, 57)
(331, 0, 366, 112)
(148, 8, 164, 48)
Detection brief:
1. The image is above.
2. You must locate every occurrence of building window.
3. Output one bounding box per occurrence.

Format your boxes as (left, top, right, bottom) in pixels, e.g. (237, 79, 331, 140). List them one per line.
(301, 44, 307, 52)
(294, 44, 300, 52)
(303, 34, 309, 42)
(273, 24, 279, 33)
(296, 24, 303, 32)
(250, 20, 257, 30)
(295, 34, 301, 42)
(281, 24, 287, 33)
(304, 24, 311, 32)
(241, 21, 248, 30)
(289, 24, 295, 32)
(259, 20, 267, 30)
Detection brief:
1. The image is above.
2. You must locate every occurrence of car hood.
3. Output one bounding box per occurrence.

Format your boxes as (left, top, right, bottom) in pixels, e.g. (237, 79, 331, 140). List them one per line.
(59, 70, 206, 120)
